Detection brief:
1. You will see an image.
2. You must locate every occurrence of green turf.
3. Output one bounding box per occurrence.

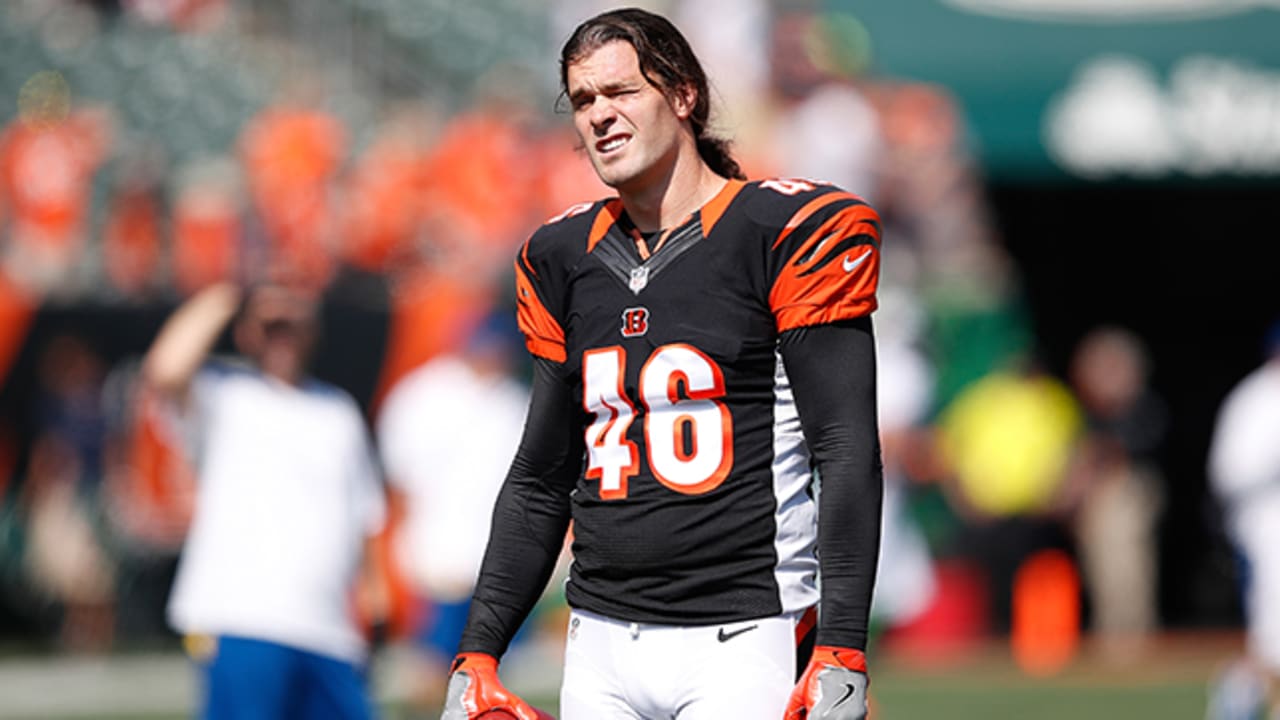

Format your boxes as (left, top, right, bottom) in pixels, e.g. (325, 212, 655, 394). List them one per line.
(870, 676, 1206, 720)
(431, 675, 1206, 720)
(34, 673, 1210, 719)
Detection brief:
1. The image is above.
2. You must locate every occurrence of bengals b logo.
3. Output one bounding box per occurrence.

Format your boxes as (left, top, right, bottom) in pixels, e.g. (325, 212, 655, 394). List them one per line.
(621, 307, 649, 337)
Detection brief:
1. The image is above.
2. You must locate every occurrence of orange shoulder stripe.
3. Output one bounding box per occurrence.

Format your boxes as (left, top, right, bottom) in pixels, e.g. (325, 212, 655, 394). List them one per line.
(587, 199, 624, 253)
(772, 192, 863, 250)
(514, 261, 566, 363)
(700, 180, 746, 237)
(519, 238, 536, 278)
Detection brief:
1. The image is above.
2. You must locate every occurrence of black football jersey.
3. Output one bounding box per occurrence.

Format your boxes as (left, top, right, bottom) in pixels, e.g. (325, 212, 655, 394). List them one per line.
(514, 178, 881, 625)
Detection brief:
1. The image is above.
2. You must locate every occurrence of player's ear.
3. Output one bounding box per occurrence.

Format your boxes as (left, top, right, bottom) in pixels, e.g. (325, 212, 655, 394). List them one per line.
(669, 82, 696, 120)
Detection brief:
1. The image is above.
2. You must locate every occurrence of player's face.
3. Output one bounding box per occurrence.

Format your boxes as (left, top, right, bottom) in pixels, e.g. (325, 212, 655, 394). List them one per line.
(566, 40, 694, 195)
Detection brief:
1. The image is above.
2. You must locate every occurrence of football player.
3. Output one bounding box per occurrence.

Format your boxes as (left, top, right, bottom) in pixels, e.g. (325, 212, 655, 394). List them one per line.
(441, 8, 883, 720)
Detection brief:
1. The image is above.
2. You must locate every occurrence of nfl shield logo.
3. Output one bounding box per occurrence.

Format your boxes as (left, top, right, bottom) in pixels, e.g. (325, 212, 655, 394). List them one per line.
(629, 265, 650, 293)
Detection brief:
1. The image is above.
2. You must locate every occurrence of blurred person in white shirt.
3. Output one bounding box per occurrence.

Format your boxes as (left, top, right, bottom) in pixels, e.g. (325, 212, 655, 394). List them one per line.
(143, 281, 389, 720)
(1207, 321, 1280, 720)
(376, 311, 532, 712)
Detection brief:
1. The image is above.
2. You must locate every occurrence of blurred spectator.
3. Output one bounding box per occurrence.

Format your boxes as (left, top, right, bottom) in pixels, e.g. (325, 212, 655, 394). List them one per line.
(868, 70, 1015, 414)
(341, 104, 440, 275)
(102, 145, 167, 299)
(372, 221, 502, 408)
(419, 64, 543, 260)
(171, 157, 243, 296)
(240, 81, 347, 291)
(937, 356, 1084, 634)
(675, 0, 770, 150)
(1066, 326, 1166, 660)
(103, 377, 195, 550)
(0, 71, 112, 297)
(34, 334, 108, 494)
(356, 77, 543, 403)
(99, 359, 196, 644)
(765, 8, 882, 196)
(22, 334, 116, 653)
(375, 310, 531, 712)
(1206, 321, 1280, 720)
(340, 79, 540, 407)
(143, 282, 389, 719)
(21, 433, 117, 653)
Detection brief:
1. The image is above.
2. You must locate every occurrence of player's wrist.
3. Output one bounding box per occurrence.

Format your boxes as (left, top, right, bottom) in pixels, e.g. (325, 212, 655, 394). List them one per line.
(810, 646, 868, 673)
(450, 652, 500, 674)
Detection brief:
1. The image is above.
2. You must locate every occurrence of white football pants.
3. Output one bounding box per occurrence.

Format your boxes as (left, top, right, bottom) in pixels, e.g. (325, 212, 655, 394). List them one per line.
(559, 608, 805, 720)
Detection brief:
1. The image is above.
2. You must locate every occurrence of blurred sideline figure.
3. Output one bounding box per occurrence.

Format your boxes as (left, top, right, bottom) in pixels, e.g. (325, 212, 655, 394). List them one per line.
(376, 311, 531, 713)
(22, 335, 116, 652)
(1066, 326, 1166, 661)
(143, 282, 389, 719)
(937, 353, 1083, 636)
(1206, 322, 1280, 720)
(764, 8, 882, 200)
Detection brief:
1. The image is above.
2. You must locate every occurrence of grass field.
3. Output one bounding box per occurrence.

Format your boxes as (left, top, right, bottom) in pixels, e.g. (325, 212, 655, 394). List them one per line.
(864, 633, 1224, 720)
(0, 632, 1235, 719)
(71, 677, 1211, 720)
(503, 679, 1206, 720)
(870, 673, 1206, 720)
(501, 632, 1230, 720)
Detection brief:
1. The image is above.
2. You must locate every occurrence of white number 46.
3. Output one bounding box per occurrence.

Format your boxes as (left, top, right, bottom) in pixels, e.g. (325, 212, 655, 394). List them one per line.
(582, 344, 734, 499)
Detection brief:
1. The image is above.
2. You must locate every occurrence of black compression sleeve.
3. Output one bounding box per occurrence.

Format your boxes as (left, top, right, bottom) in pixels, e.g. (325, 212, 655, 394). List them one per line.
(456, 357, 581, 657)
(778, 317, 884, 651)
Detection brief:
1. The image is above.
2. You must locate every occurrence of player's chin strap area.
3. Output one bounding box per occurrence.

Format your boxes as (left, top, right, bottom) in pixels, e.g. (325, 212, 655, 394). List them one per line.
(785, 646, 870, 720)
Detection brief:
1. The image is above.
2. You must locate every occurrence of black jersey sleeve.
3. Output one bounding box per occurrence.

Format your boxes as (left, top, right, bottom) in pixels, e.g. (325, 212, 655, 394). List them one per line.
(457, 356, 582, 657)
(778, 316, 883, 651)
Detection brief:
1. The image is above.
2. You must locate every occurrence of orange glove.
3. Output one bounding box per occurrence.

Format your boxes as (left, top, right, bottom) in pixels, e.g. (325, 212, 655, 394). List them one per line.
(440, 653, 552, 720)
(784, 646, 869, 720)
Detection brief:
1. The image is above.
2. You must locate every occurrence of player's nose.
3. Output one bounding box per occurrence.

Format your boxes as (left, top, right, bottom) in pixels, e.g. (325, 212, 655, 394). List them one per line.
(589, 98, 617, 133)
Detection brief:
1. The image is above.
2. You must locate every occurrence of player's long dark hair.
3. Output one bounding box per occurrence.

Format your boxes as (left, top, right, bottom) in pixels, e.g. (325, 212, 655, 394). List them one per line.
(559, 7, 747, 181)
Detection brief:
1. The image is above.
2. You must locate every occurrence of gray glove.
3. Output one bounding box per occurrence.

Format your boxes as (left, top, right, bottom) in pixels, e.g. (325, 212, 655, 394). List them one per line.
(439, 670, 471, 720)
(810, 666, 868, 719)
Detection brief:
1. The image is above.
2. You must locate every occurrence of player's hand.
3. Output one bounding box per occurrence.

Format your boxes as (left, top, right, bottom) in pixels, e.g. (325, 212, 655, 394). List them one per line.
(439, 653, 548, 720)
(784, 646, 869, 720)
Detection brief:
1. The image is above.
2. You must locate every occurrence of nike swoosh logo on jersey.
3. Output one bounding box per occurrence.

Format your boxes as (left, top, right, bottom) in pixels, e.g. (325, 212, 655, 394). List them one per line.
(717, 624, 759, 642)
(833, 682, 857, 708)
(842, 250, 870, 273)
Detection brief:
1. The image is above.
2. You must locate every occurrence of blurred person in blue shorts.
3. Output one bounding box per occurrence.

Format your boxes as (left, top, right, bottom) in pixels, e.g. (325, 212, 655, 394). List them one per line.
(143, 281, 390, 719)
(377, 310, 544, 713)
